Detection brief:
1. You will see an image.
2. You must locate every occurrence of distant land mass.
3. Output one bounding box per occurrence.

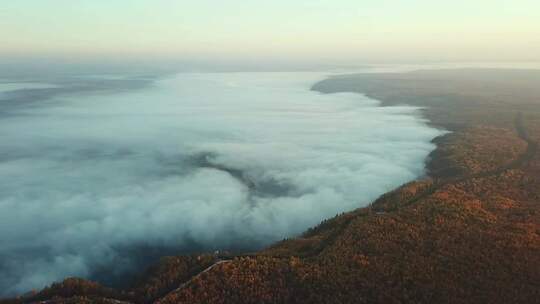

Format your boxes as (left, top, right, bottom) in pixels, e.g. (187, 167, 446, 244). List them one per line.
(4, 68, 540, 304)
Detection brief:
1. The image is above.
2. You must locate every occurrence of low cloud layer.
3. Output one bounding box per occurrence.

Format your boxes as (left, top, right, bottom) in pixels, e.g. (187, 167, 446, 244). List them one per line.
(0, 72, 444, 296)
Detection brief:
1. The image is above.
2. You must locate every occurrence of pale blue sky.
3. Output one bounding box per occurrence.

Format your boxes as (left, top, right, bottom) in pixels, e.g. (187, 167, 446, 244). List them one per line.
(1, 0, 539, 63)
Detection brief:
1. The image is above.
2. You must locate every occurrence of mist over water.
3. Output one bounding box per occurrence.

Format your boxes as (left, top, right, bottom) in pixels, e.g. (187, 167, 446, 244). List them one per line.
(0, 72, 444, 296)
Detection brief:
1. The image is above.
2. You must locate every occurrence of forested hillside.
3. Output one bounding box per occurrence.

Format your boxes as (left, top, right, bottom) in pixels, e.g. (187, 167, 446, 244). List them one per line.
(4, 69, 540, 304)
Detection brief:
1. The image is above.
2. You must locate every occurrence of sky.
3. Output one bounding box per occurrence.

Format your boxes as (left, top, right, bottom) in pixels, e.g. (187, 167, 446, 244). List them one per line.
(1, 0, 539, 67)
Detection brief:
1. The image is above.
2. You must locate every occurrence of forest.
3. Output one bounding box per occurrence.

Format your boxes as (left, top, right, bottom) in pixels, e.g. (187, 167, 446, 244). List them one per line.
(3, 69, 540, 304)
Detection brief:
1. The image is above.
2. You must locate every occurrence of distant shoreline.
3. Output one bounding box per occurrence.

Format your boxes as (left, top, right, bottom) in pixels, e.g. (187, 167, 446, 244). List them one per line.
(311, 68, 540, 179)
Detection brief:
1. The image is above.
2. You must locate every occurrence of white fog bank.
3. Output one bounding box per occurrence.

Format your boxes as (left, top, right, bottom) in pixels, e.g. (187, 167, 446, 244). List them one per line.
(0, 72, 445, 295)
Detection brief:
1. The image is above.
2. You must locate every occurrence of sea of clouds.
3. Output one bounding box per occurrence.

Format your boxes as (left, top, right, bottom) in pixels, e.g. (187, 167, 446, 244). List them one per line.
(0, 72, 444, 296)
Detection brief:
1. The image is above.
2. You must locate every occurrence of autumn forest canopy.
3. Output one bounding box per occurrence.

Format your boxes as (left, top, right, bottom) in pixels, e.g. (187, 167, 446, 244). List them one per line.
(1, 68, 539, 303)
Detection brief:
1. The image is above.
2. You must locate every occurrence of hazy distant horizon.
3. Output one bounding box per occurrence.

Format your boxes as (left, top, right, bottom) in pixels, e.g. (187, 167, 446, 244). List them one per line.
(2, 58, 540, 82)
(2, 1, 540, 64)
